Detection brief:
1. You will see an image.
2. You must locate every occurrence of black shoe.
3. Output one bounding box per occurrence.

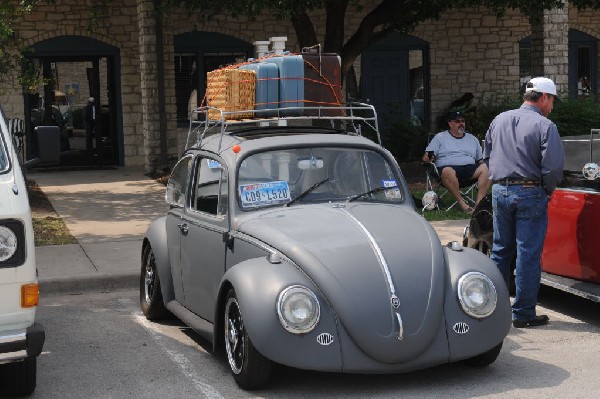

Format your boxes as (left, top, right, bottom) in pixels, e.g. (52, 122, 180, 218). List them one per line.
(512, 315, 549, 328)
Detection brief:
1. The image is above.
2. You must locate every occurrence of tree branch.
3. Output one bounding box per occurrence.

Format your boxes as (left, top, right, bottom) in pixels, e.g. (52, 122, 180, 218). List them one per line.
(291, 11, 319, 50)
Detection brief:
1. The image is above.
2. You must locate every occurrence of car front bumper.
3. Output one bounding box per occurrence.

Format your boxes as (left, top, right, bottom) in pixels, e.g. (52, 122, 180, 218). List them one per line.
(0, 323, 45, 364)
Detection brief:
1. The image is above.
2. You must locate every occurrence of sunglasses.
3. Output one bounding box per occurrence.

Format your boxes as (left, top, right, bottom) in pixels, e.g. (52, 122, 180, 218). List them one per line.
(451, 119, 466, 123)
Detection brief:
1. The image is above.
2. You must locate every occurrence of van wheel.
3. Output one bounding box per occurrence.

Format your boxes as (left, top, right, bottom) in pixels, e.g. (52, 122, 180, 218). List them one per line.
(0, 357, 37, 396)
(140, 245, 170, 320)
(224, 289, 272, 390)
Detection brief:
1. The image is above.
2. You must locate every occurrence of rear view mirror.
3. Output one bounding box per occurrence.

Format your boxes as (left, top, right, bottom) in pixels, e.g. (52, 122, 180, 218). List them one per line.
(298, 157, 323, 170)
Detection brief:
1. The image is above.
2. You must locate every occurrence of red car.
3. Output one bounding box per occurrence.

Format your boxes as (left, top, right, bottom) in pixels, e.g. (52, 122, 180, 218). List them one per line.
(464, 133, 600, 301)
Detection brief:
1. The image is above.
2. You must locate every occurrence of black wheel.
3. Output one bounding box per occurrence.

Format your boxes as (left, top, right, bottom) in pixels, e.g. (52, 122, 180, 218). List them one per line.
(466, 342, 503, 367)
(140, 244, 170, 320)
(224, 289, 272, 390)
(0, 357, 37, 396)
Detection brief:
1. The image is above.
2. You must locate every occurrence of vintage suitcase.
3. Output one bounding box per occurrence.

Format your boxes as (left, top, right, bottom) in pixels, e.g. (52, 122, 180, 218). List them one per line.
(205, 68, 256, 120)
(266, 54, 304, 115)
(302, 52, 344, 116)
(240, 61, 279, 117)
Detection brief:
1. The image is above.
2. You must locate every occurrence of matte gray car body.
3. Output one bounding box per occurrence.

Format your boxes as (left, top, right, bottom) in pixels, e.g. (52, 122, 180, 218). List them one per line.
(142, 126, 511, 387)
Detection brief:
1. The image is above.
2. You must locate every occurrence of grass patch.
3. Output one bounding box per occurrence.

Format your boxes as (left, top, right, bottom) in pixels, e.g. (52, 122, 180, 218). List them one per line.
(27, 179, 78, 246)
(32, 216, 78, 246)
(411, 190, 473, 221)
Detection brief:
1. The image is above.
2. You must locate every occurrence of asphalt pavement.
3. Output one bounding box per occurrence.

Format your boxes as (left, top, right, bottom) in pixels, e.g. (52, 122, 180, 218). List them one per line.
(31, 167, 468, 295)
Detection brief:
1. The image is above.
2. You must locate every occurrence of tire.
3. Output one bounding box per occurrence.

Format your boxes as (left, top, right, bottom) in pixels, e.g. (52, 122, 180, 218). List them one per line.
(224, 289, 272, 390)
(0, 357, 37, 396)
(466, 342, 503, 367)
(140, 244, 170, 320)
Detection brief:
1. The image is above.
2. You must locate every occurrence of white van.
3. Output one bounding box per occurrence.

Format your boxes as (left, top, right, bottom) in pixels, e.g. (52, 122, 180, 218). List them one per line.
(0, 105, 45, 396)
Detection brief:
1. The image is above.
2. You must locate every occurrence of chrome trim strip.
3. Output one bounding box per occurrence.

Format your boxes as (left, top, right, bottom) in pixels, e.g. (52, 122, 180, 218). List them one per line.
(395, 312, 404, 341)
(0, 330, 27, 361)
(0, 350, 27, 362)
(337, 207, 398, 300)
(0, 330, 26, 346)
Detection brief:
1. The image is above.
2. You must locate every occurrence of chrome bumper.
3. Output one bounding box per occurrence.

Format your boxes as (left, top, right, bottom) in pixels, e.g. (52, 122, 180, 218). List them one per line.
(0, 323, 45, 363)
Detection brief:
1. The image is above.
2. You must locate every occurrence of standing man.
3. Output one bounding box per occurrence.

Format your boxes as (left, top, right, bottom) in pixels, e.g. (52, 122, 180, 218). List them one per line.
(483, 77, 564, 328)
(84, 97, 96, 153)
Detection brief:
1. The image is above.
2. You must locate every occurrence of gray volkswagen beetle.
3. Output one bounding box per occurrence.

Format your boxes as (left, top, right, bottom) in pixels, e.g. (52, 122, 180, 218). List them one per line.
(140, 104, 511, 390)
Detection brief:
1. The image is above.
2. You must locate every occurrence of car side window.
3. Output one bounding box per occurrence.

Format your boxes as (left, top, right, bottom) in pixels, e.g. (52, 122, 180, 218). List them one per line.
(193, 157, 228, 216)
(166, 154, 193, 207)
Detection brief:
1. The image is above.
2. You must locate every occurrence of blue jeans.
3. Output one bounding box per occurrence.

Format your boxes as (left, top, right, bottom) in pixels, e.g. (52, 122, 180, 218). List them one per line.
(490, 184, 548, 321)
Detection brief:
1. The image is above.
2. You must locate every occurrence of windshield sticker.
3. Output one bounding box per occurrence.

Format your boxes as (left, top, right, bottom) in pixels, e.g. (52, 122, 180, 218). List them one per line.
(240, 181, 292, 208)
(381, 179, 401, 200)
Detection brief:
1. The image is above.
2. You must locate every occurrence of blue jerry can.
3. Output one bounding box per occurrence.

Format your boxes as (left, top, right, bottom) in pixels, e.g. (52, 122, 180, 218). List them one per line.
(240, 62, 279, 116)
(266, 54, 304, 115)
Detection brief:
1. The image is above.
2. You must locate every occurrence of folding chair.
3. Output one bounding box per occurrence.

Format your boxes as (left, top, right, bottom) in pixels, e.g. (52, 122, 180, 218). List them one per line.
(422, 156, 477, 212)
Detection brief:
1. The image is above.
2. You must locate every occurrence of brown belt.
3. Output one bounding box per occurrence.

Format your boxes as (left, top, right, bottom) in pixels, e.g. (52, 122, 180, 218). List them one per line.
(493, 179, 540, 186)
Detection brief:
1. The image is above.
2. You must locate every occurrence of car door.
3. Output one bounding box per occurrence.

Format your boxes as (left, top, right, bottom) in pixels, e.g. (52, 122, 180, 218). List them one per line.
(180, 155, 229, 321)
(165, 154, 194, 303)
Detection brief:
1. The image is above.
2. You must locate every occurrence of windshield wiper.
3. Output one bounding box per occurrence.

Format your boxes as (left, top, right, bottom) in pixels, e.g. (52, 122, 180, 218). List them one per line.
(285, 177, 330, 207)
(347, 185, 397, 202)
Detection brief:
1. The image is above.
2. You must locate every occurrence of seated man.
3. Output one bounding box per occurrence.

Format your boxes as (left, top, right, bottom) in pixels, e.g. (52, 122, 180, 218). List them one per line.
(422, 111, 490, 213)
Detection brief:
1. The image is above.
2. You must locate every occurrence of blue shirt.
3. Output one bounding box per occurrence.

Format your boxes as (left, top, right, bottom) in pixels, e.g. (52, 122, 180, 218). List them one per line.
(425, 130, 482, 168)
(483, 103, 564, 194)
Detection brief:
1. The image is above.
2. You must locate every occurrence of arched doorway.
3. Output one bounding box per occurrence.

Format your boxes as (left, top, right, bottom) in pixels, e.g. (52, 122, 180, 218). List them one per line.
(361, 33, 430, 130)
(25, 35, 122, 166)
(173, 31, 253, 126)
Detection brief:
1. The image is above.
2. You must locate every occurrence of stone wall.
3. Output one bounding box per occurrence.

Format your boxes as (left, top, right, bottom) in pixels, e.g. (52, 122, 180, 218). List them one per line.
(0, 0, 145, 165)
(2, 1, 600, 169)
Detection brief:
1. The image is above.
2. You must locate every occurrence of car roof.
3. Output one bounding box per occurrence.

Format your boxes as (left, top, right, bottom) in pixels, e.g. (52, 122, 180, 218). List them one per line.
(191, 127, 384, 164)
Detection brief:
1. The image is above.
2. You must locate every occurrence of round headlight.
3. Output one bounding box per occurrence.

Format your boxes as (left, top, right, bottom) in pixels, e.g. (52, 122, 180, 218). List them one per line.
(457, 272, 497, 319)
(0, 226, 18, 262)
(277, 285, 320, 334)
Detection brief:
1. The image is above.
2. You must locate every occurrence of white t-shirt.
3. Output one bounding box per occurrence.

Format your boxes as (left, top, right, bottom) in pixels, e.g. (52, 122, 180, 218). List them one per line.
(425, 130, 482, 168)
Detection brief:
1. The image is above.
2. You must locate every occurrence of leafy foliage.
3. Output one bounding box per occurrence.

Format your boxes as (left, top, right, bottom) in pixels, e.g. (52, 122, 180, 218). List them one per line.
(468, 94, 600, 139)
(380, 116, 430, 162)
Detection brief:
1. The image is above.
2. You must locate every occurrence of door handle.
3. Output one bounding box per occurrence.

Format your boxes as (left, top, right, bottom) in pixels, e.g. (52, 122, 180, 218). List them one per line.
(177, 222, 188, 234)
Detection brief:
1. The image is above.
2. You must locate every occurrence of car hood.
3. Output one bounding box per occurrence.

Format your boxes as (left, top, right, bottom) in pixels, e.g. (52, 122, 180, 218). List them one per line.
(236, 202, 446, 363)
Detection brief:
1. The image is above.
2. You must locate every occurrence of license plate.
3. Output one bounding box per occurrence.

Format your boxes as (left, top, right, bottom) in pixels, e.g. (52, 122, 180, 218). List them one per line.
(239, 181, 291, 208)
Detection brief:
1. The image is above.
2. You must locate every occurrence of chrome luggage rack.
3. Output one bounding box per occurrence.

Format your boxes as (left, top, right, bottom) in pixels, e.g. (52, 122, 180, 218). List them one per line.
(185, 103, 380, 152)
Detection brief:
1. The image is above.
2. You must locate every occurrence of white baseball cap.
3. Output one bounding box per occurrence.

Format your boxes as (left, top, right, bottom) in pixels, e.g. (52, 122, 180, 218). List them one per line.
(525, 77, 557, 96)
(89, 97, 94, 102)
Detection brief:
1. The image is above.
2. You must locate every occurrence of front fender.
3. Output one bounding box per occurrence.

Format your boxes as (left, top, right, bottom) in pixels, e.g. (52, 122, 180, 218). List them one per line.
(218, 257, 343, 372)
(143, 216, 174, 303)
(443, 246, 511, 361)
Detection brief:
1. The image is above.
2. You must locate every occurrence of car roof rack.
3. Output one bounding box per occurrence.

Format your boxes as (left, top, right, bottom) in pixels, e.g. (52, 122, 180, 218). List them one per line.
(185, 102, 381, 153)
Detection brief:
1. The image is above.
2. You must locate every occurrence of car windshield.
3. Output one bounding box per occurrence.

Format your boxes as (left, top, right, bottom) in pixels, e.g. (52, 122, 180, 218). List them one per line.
(237, 147, 403, 210)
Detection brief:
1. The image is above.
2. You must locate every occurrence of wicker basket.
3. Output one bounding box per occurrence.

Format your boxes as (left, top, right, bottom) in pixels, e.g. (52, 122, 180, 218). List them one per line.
(206, 69, 256, 120)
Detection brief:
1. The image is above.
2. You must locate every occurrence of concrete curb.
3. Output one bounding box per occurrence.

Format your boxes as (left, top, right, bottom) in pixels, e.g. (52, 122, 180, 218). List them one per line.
(40, 273, 139, 296)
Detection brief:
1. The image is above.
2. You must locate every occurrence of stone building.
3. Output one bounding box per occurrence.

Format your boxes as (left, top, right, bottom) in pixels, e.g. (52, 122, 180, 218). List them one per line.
(0, 1, 598, 172)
